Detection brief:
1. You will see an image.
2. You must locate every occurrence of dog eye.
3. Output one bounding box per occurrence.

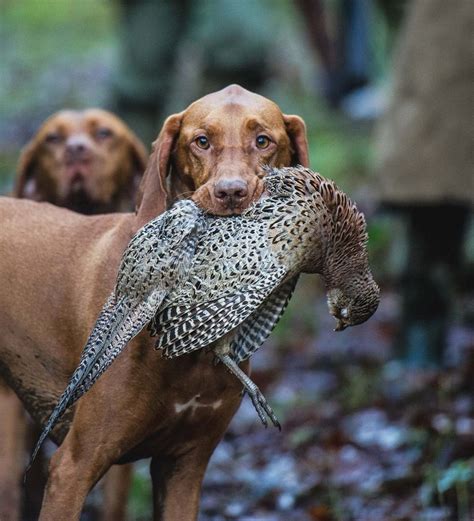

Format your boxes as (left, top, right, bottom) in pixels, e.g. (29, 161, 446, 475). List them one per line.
(96, 127, 113, 140)
(195, 136, 210, 149)
(256, 135, 271, 149)
(44, 132, 63, 144)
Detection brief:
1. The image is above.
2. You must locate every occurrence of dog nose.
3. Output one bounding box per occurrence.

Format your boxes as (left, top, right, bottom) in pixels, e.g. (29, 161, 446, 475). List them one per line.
(67, 143, 86, 154)
(65, 136, 91, 163)
(214, 179, 249, 201)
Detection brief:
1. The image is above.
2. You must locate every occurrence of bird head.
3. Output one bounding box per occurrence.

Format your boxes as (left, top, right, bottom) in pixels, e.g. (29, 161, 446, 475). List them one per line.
(326, 278, 380, 331)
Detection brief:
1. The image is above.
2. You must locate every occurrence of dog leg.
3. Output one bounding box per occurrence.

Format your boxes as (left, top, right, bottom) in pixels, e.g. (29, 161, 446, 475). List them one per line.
(38, 437, 110, 521)
(38, 399, 132, 521)
(101, 464, 133, 521)
(0, 383, 26, 521)
(150, 448, 214, 521)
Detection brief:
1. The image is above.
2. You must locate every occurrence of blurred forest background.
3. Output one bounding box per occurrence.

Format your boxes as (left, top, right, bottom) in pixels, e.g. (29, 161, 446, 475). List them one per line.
(0, 1, 472, 520)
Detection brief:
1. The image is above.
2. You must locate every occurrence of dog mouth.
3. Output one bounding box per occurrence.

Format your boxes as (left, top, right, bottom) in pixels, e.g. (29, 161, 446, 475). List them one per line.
(61, 165, 96, 208)
(69, 171, 85, 191)
(192, 181, 264, 216)
(57, 159, 110, 214)
(215, 200, 247, 216)
(64, 160, 94, 191)
(209, 196, 255, 216)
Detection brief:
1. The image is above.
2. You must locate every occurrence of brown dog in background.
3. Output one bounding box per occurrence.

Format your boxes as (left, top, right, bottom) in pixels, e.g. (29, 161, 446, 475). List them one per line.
(0, 109, 147, 521)
(0, 85, 308, 520)
(14, 108, 147, 213)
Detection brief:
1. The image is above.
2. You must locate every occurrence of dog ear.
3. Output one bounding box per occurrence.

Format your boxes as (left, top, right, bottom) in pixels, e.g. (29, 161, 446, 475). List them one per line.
(14, 139, 41, 199)
(283, 115, 310, 167)
(135, 112, 183, 227)
(124, 129, 149, 202)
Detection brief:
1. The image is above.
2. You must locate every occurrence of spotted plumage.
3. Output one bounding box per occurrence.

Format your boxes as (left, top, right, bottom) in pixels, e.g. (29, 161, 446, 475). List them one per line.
(30, 166, 379, 465)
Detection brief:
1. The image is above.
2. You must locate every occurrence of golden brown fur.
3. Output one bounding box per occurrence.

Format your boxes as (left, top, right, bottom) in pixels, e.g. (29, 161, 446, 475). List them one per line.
(0, 85, 309, 520)
(1, 109, 148, 521)
(14, 109, 148, 213)
(136, 84, 308, 222)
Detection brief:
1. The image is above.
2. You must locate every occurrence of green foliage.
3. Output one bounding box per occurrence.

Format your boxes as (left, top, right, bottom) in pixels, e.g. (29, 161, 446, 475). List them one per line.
(422, 458, 474, 520)
(272, 276, 321, 345)
(1, 0, 116, 102)
(288, 425, 317, 449)
(2, 0, 115, 55)
(128, 466, 153, 521)
(436, 459, 474, 494)
(308, 125, 372, 191)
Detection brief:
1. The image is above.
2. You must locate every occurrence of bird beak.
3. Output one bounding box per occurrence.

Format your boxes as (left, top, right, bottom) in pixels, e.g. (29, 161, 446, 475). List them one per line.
(334, 318, 348, 332)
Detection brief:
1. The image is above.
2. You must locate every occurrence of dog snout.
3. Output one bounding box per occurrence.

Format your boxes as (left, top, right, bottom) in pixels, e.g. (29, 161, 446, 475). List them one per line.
(65, 135, 92, 164)
(214, 179, 248, 203)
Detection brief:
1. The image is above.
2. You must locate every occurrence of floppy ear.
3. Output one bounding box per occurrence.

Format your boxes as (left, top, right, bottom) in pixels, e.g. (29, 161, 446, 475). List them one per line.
(124, 129, 149, 201)
(14, 139, 41, 199)
(127, 130, 148, 176)
(283, 114, 310, 167)
(135, 112, 183, 228)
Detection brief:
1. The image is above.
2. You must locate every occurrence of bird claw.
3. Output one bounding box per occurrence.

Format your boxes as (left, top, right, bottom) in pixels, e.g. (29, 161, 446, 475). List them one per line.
(248, 387, 281, 430)
(215, 353, 281, 430)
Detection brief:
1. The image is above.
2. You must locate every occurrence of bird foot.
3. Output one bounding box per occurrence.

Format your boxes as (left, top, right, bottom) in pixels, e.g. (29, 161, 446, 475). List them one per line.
(247, 387, 281, 430)
(214, 353, 281, 430)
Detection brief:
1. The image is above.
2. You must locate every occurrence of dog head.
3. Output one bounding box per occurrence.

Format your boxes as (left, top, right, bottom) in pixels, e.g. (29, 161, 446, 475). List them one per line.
(15, 109, 148, 214)
(136, 85, 309, 225)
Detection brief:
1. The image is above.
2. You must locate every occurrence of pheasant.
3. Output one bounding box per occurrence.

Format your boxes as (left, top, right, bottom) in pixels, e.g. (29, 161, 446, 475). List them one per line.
(30, 166, 379, 465)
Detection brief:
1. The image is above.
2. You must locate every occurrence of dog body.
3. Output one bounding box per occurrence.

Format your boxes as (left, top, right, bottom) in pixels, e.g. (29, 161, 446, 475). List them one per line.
(1, 109, 147, 521)
(0, 201, 245, 521)
(0, 85, 308, 520)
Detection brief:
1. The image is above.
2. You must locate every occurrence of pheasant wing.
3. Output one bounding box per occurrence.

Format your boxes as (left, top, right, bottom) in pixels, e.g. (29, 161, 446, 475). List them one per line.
(154, 266, 288, 358)
(232, 275, 299, 363)
(116, 200, 204, 294)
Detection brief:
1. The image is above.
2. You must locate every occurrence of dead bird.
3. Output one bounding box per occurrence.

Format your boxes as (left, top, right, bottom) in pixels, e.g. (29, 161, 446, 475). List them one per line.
(29, 166, 379, 465)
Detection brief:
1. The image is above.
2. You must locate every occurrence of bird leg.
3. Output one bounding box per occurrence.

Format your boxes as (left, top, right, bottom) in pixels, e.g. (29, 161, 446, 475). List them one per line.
(214, 353, 281, 430)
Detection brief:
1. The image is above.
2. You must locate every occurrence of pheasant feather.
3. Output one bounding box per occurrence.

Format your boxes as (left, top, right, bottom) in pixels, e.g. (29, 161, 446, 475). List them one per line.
(30, 166, 380, 464)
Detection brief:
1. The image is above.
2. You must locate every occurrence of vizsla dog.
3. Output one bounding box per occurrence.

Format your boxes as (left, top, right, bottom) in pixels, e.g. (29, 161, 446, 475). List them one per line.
(1, 109, 148, 521)
(0, 85, 308, 520)
(14, 108, 148, 213)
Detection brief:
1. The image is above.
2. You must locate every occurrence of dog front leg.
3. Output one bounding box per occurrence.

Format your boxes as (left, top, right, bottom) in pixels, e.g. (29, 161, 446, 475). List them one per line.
(150, 447, 215, 521)
(0, 383, 26, 521)
(39, 431, 117, 521)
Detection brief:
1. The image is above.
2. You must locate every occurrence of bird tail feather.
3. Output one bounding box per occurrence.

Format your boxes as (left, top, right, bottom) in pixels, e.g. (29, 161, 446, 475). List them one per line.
(27, 291, 163, 474)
